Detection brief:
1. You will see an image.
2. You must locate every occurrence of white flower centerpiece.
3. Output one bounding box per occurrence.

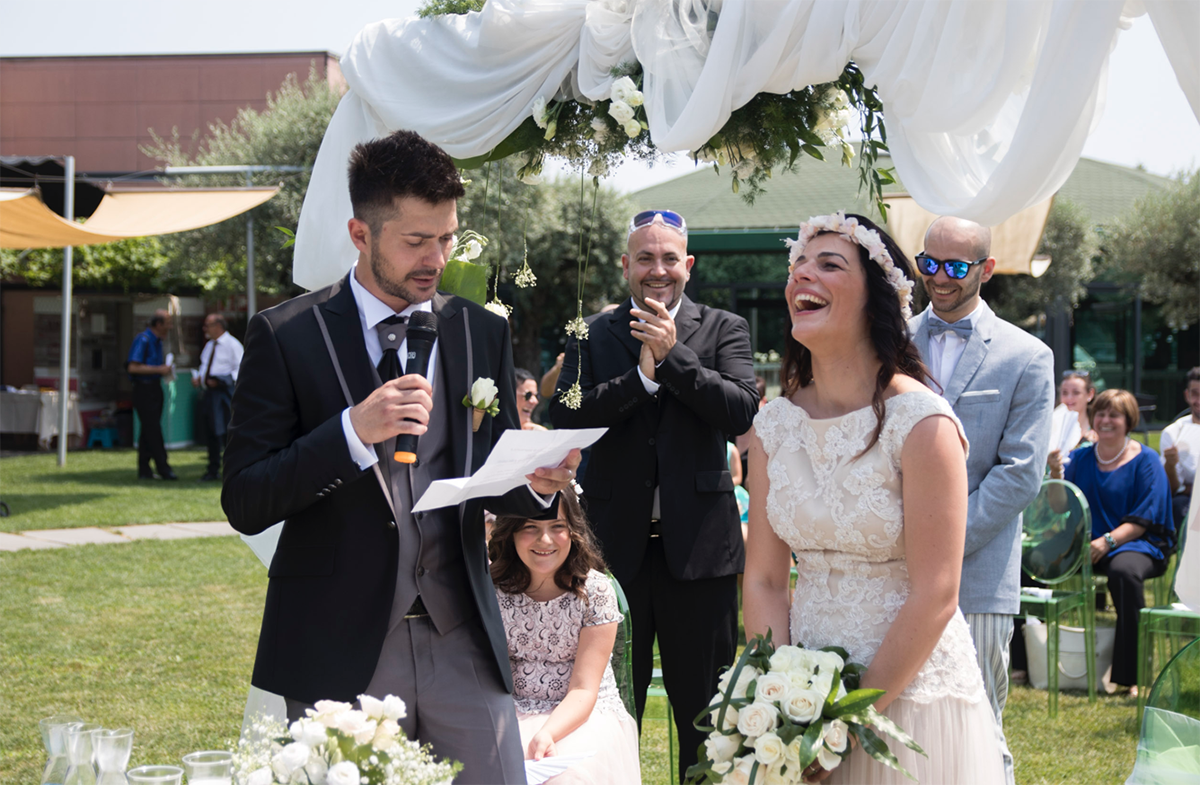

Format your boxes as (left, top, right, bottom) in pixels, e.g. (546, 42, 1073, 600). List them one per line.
(687, 632, 925, 784)
(233, 695, 460, 785)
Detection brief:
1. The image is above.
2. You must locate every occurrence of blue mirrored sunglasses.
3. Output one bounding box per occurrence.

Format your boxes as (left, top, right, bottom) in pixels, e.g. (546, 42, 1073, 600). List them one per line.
(628, 209, 687, 236)
(915, 253, 988, 280)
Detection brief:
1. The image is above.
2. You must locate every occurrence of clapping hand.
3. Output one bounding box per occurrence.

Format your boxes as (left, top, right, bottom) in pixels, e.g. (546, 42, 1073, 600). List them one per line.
(630, 298, 676, 363)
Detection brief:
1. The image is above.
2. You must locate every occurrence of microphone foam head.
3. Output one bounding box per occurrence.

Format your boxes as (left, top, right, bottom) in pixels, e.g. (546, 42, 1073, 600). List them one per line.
(408, 310, 438, 335)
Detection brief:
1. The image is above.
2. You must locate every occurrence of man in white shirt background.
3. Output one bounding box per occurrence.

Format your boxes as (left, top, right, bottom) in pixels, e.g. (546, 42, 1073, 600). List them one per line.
(1162, 366, 1200, 529)
(909, 216, 1055, 785)
(193, 313, 244, 481)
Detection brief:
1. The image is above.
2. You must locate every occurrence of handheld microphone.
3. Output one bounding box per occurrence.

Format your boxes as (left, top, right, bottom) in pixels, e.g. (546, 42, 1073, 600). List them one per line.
(394, 310, 438, 465)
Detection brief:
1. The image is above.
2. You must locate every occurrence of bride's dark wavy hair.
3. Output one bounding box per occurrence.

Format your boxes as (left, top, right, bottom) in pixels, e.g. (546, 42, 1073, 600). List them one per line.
(780, 213, 931, 455)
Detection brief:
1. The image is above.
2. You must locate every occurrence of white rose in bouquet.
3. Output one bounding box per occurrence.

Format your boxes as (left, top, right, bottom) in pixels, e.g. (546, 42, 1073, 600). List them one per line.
(704, 731, 743, 764)
(607, 100, 635, 124)
(782, 688, 824, 724)
(810, 669, 837, 701)
(718, 665, 761, 699)
(709, 700, 739, 732)
(736, 701, 779, 739)
(712, 760, 732, 775)
(332, 709, 377, 745)
(753, 731, 786, 766)
(305, 756, 328, 784)
(610, 76, 643, 107)
(358, 694, 385, 720)
(622, 118, 643, 138)
(813, 649, 845, 673)
(763, 765, 791, 785)
(817, 744, 843, 772)
(768, 645, 806, 673)
(725, 756, 756, 785)
(532, 96, 549, 129)
(245, 767, 274, 785)
(289, 718, 328, 747)
(823, 719, 849, 753)
(381, 694, 407, 722)
(373, 719, 401, 751)
(784, 735, 803, 767)
(310, 700, 353, 727)
(754, 672, 792, 703)
(326, 761, 361, 785)
(278, 742, 311, 774)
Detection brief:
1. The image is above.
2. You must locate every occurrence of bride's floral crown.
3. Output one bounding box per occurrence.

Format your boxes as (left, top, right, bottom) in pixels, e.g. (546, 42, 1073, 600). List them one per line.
(785, 211, 914, 321)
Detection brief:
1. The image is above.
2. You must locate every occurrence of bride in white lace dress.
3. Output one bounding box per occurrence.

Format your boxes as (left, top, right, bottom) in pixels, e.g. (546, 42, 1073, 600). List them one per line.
(743, 213, 1004, 784)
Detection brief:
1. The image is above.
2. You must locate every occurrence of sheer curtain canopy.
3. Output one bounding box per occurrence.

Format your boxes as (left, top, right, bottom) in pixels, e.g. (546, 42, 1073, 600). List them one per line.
(293, 0, 1198, 290)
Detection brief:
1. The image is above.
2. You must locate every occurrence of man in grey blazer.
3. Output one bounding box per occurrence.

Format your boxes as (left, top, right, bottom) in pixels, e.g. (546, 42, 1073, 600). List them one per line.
(909, 216, 1054, 785)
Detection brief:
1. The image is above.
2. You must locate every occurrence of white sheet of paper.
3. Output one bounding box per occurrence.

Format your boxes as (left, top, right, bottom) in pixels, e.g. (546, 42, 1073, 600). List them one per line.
(524, 752, 595, 784)
(412, 427, 606, 512)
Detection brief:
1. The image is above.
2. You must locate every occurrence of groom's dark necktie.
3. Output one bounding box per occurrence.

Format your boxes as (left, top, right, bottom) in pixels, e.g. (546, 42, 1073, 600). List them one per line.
(375, 315, 407, 381)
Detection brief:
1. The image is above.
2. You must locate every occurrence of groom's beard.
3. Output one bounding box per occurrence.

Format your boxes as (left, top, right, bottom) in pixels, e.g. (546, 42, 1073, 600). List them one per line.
(370, 235, 442, 305)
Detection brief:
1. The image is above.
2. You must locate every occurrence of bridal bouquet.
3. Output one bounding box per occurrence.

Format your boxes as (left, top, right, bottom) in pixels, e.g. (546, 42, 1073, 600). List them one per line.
(686, 631, 924, 784)
(233, 695, 461, 785)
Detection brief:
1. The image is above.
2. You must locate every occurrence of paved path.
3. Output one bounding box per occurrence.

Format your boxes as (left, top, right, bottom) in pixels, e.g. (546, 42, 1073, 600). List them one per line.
(0, 521, 237, 551)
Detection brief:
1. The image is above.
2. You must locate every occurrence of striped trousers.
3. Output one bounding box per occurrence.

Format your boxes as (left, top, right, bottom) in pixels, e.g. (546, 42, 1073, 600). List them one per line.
(966, 612, 1016, 785)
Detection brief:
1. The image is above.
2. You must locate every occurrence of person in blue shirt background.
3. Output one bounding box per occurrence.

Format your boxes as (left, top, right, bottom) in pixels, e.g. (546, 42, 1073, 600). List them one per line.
(126, 309, 176, 480)
(1049, 388, 1175, 694)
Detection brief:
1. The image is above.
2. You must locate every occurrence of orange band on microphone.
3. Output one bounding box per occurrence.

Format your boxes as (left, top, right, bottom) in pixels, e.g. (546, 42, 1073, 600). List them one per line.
(394, 451, 417, 464)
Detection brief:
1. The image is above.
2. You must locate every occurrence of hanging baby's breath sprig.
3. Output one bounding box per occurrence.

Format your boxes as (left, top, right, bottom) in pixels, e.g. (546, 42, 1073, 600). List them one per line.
(558, 174, 601, 411)
(485, 299, 512, 318)
(514, 210, 537, 288)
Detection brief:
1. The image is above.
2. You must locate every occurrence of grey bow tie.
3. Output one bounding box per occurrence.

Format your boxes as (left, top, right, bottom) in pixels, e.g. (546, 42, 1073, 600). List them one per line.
(928, 318, 972, 340)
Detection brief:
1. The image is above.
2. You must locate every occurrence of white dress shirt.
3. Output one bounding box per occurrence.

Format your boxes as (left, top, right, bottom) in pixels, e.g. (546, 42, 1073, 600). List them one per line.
(199, 331, 245, 384)
(339, 267, 550, 507)
(926, 302, 983, 392)
(632, 296, 683, 395)
(1161, 414, 1200, 492)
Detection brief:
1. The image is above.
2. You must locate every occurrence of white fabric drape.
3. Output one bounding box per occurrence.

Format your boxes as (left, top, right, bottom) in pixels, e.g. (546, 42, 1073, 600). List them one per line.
(294, 0, 1199, 291)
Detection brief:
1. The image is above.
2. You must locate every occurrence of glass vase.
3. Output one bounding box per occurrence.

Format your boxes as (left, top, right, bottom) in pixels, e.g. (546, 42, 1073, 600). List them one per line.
(39, 715, 85, 785)
(95, 728, 134, 785)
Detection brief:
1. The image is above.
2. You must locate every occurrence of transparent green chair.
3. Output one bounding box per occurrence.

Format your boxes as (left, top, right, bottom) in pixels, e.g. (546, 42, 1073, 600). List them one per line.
(605, 572, 637, 720)
(1017, 478, 1097, 717)
(1127, 637, 1200, 784)
(1137, 504, 1197, 722)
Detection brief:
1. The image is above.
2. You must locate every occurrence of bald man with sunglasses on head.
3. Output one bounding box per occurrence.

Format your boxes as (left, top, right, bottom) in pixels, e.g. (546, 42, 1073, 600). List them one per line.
(909, 216, 1055, 785)
(550, 209, 758, 783)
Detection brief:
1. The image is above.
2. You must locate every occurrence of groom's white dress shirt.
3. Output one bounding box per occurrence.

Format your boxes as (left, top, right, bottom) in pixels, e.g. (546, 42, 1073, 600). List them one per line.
(926, 302, 982, 392)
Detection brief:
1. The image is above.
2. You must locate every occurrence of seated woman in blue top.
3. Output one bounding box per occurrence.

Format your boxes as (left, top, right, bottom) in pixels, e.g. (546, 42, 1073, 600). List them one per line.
(1048, 388, 1176, 693)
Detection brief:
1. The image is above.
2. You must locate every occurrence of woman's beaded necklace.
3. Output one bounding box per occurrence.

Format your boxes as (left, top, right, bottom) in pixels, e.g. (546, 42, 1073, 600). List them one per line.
(1096, 437, 1130, 466)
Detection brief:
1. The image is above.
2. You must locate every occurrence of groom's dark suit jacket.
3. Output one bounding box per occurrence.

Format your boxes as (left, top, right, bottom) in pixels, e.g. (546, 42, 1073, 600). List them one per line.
(549, 296, 758, 584)
(222, 273, 551, 704)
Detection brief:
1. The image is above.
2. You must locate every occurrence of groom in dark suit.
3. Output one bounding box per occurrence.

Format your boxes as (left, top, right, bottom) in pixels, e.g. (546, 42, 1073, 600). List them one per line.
(222, 130, 578, 784)
(549, 210, 758, 782)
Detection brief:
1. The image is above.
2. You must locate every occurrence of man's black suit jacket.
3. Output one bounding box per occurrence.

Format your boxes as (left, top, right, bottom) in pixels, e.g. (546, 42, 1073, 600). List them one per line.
(549, 296, 758, 584)
(222, 274, 550, 704)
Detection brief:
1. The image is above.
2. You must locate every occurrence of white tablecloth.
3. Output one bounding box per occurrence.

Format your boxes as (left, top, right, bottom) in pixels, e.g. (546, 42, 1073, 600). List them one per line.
(0, 390, 83, 447)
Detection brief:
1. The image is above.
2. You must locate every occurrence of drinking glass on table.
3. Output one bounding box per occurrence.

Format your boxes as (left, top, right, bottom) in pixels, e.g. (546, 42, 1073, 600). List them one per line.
(65, 722, 103, 785)
(40, 715, 85, 785)
(181, 751, 233, 785)
(126, 766, 183, 785)
(96, 728, 134, 785)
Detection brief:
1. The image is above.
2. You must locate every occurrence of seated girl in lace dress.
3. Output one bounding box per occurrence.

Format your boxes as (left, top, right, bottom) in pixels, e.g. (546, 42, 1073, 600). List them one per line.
(488, 489, 641, 784)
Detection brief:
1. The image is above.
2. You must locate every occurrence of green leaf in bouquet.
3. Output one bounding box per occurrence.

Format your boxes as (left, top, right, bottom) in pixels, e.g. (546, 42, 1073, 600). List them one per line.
(855, 725, 919, 781)
(827, 688, 887, 719)
(865, 706, 926, 755)
(695, 630, 775, 732)
(818, 645, 851, 661)
(439, 259, 489, 304)
(796, 719, 825, 771)
(684, 760, 721, 784)
(822, 667, 843, 711)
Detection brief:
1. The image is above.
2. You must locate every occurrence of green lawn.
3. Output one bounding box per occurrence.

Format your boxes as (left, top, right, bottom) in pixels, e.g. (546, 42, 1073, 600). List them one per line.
(0, 448, 225, 532)
(0, 537, 1151, 784)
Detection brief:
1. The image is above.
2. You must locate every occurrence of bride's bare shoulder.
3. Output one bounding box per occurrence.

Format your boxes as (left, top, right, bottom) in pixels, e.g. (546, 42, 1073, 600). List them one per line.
(887, 374, 933, 398)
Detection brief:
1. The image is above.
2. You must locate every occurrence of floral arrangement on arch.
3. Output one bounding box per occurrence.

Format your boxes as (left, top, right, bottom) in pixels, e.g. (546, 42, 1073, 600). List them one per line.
(232, 695, 460, 785)
(686, 631, 924, 784)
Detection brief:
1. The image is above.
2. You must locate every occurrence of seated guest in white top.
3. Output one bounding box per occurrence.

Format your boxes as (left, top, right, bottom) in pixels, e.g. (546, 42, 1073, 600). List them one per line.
(1162, 367, 1200, 528)
(193, 313, 245, 481)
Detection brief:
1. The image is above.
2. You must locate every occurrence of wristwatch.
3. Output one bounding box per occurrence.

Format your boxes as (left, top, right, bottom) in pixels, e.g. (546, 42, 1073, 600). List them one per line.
(1103, 532, 1117, 550)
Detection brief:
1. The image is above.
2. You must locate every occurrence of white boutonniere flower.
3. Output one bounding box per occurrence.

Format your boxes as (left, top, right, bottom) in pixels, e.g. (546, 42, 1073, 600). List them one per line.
(463, 377, 501, 432)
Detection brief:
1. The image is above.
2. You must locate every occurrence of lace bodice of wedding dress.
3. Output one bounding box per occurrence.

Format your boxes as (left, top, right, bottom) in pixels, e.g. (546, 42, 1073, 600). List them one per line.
(755, 390, 986, 704)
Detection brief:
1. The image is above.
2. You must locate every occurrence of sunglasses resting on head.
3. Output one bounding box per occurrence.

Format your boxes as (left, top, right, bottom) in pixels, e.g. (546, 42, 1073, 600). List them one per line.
(628, 209, 687, 237)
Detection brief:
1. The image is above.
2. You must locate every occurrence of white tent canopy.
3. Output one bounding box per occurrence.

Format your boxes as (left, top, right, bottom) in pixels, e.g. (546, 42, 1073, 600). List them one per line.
(293, 0, 1199, 291)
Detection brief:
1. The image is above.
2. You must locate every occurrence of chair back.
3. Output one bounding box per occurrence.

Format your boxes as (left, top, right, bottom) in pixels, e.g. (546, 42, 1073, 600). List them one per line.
(1022, 479, 1092, 585)
(1146, 636, 1200, 718)
(606, 571, 638, 719)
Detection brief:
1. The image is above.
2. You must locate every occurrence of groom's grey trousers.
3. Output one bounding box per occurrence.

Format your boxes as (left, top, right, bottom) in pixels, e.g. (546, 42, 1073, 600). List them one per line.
(288, 356, 525, 784)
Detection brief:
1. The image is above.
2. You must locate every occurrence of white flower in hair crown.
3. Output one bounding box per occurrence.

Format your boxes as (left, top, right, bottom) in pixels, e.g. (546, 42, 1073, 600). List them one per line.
(785, 211, 914, 320)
